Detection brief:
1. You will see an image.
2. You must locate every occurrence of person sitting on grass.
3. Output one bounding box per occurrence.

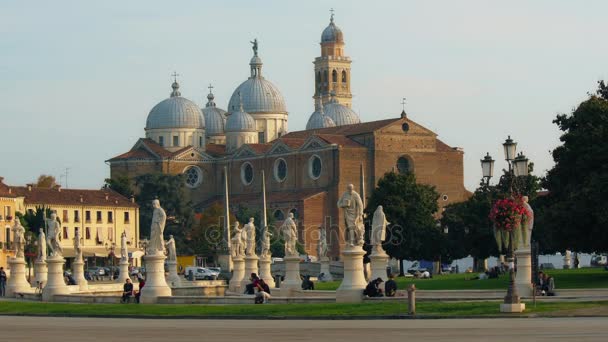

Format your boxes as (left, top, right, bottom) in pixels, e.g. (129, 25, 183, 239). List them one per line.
(121, 278, 134, 303)
(384, 274, 397, 297)
(301, 275, 314, 290)
(363, 277, 384, 297)
(254, 278, 272, 304)
(541, 273, 556, 296)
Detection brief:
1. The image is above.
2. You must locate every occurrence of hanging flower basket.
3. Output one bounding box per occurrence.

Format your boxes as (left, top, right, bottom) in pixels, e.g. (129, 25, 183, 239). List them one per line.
(489, 197, 529, 252)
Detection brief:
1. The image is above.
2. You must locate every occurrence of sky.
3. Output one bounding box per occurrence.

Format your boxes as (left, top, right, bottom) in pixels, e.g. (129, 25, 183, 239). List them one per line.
(1, 0, 607, 191)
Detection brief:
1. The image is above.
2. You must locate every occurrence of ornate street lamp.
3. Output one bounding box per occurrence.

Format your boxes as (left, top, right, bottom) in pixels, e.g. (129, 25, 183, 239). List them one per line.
(480, 153, 495, 185)
(512, 152, 529, 177)
(502, 135, 517, 162)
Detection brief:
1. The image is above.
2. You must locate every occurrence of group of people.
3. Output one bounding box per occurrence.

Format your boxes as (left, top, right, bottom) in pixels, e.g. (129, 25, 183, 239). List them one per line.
(244, 273, 272, 304)
(121, 276, 146, 303)
(537, 271, 556, 296)
(363, 274, 398, 297)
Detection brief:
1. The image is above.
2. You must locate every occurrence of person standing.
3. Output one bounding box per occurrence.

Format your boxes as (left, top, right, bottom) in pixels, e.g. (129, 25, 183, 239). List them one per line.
(135, 276, 145, 303)
(0, 267, 7, 296)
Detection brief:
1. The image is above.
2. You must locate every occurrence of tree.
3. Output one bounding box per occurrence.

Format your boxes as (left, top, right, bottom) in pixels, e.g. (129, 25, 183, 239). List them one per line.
(539, 83, 608, 253)
(364, 172, 440, 274)
(190, 203, 237, 263)
(103, 176, 134, 198)
(35, 175, 59, 189)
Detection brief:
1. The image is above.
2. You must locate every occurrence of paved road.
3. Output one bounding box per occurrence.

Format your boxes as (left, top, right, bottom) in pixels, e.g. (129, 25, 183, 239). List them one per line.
(1, 316, 606, 341)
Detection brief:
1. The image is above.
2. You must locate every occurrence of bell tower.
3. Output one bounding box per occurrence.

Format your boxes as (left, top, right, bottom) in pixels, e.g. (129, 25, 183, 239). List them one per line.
(314, 11, 352, 108)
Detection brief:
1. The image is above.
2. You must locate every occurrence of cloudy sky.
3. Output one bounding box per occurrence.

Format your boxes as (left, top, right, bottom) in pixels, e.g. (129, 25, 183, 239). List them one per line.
(1, 0, 606, 191)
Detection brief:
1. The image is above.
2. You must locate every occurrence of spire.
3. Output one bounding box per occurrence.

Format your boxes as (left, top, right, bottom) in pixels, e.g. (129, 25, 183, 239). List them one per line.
(206, 84, 216, 107)
(249, 39, 263, 78)
(170, 71, 181, 97)
(330, 8, 335, 23)
(400, 97, 407, 118)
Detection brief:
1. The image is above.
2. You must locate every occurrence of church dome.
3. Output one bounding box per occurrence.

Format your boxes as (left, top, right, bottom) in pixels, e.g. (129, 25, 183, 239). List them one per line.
(306, 98, 336, 130)
(321, 14, 344, 43)
(323, 94, 360, 126)
(226, 95, 256, 132)
(227, 48, 287, 114)
(146, 82, 205, 130)
(202, 90, 227, 136)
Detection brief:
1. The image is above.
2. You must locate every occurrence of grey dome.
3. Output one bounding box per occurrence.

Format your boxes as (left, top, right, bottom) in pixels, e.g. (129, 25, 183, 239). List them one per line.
(202, 91, 227, 136)
(306, 98, 336, 130)
(323, 97, 360, 126)
(146, 82, 205, 130)
(226, 98, 256, 132)
(321, 14, 344, 43)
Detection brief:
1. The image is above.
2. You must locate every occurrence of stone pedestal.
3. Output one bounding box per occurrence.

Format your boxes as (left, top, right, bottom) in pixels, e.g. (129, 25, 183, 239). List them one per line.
(240, 255, 259, 290)
(72, 259, 88, 290)
(229, 257, 245, 293)
(369, 249, 389, 282)
(42, 256, 70, 301)
(515, 247, 533, 297)
(258, 256, 275, 288)
(281, 255, 301, 295)
(34, 260, 48, 287)
(319, 257, 333, 282)
(500, 303, 526, 313)
(218, 254, 233, 273)
(115, 259, 131, 284)
(165, 260, 181, 287)
(6, 258, 31, 297)
(140, 253, 172, 304)
(563, 250, 572, 269)
(336, 246, 367, 303)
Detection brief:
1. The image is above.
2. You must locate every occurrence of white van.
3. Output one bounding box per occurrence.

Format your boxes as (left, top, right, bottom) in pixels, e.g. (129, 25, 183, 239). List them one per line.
(184, 267, 219, 280)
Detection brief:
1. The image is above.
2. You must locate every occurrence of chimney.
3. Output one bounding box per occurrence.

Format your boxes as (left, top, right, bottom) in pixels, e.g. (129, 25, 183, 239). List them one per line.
(105, 193, 109, 201)
(130, 195, 135, 203)
(28, 184, 32, 191)
(80, 195, 84, 203)
(8, 188, 11, 194)
(58, 187, 61, 192)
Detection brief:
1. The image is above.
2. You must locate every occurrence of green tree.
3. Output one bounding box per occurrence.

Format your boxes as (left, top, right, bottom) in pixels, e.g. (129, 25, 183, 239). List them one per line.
(35, 175, 59, 189)
(234, 205, 288, 256)
(191, 203, 238, 263)
(539, 83, 608, 253)
(365, 172, 440, 274)
(103, 176, 134, 198)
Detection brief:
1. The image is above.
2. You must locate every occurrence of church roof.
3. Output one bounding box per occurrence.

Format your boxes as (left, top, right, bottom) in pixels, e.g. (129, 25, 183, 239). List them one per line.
(283, 118, 401, 139)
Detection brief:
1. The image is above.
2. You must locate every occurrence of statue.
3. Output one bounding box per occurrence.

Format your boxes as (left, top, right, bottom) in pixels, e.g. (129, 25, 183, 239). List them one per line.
(147, 199, 167, 255)
(73, 227, 83, 262)
(37, 228, 46, 262)
(165, 235, 177, 261)
(280, 213, 298, 256)
(12, 219, 26, 259)
(371, 206, 389, 249)
(317, 227, 328, 258)
(244, 217, 256, 256)
(120, 231, 128, 260)
(260, 227, 273, 259)
(231, 222, 244, 258)
(520, 196, 534, 248)
(250, 38, 258, 56)
(337, 184, 365, 247)
(46, 212, 63, 257)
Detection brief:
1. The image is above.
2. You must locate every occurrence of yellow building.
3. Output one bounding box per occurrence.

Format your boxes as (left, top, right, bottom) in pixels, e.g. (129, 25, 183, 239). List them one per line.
(0, 178, 25, 268)
(0, 178, 142, 267)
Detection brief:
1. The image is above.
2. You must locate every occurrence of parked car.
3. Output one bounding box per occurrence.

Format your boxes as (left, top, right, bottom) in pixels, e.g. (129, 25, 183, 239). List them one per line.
(184, 267, 219, 280)
(87, 267, 106, 277)
(407, 261, 430, 275)
(540, 263, 555, 270)
(591, 255, 607, 266)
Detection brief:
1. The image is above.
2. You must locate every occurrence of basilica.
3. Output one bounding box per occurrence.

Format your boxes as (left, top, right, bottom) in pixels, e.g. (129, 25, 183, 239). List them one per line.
(107, 14, 470, 258)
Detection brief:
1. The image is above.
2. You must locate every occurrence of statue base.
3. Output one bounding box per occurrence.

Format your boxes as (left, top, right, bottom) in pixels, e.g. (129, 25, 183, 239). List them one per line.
(72, 259, 88, 290)
(515, 247, 533, 297)
(229, 256, 245, 293)
(336, 246, 367, 303)
(42, 256, 70, 301)
(6, 257, 31, 297)
(369, 249, 389, 282)
(319, 257, 333, 282)
(281, 255, 301, 295)
(500, 303, 526, 313)
(34, 260, 48, 288)
(140, 253, 172, 304)
(218, 253, 233, 273)
(258, 256, 275, 288)
(165, 260, 181, 287)
(240, 255, 260, 290)
(115, 259, 131, 284)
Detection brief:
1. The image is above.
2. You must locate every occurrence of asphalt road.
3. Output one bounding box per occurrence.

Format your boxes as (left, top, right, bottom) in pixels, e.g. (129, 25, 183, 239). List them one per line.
(1, 316, 606, 341)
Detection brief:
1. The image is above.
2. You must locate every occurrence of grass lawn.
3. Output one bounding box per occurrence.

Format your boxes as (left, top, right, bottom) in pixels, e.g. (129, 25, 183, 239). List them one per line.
(315, 267, 608, 291)
(0, 300, 607, 318)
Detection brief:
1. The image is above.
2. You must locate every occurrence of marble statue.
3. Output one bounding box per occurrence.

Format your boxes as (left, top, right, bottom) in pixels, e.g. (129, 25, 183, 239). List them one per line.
(260, 227, 273, 259)
(73, 227, 83, 262)
(371, 206, 389, 247)
(520, 196, 534, 248)
(250, 38, 258, 56)
(37, 228, 46, 262)
(244, 217, 256, 256)
(120, 231, 128, 260)
(317, 227, 328, 258)
(281, 213, 298, 256)
(165, 235, 176, 261)
(148, 199, 167, 255)
(231, 222, 244, 258)
(12, 219, 26, 259)
(46, 212, 63, 257)
(337, 184, 365, 247)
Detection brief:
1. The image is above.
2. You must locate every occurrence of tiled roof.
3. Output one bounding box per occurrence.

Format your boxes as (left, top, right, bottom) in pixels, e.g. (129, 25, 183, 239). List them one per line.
(4, 186, 138, 208)
(205, 144, 228, 157)
(140, 138, 172, 158)
(247, 144, 273, 154)
(282, 118, 401, 139)
(316, 134, 364, 148)
(197, 190, 326, 208)
(436, 139, 456, 152)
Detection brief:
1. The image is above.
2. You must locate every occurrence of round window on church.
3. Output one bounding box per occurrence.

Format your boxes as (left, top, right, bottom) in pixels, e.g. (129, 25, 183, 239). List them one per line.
(308, 155, 322, 180)
(274, 158, 287, 183)
(241, 162, 254, 186)
(397, 156, 412, 174)
(184, 166, 203, 188)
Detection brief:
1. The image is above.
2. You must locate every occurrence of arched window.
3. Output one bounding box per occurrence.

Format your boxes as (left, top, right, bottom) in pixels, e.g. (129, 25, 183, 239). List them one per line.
(323, 70, 328, 83)
(241, 162, 254, 185)
(308, 155, 322, 180)
(273, 210, 285, 221)
(332, 70, 338, 83)
(274, 158, 287, 182)
(342, 70, 347, 83)
(397, 156, 413, 174)
(184, 166, 203, 188)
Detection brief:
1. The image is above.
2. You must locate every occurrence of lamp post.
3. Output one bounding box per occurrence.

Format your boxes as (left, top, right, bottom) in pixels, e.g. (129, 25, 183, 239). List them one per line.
(481, 136, 530, 312)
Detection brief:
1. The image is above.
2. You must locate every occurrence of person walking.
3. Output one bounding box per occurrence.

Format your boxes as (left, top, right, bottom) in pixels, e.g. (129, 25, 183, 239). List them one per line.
(0, 267, 7, 296)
